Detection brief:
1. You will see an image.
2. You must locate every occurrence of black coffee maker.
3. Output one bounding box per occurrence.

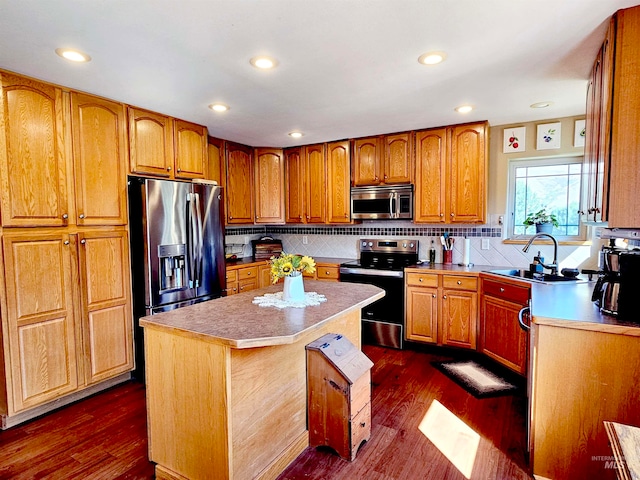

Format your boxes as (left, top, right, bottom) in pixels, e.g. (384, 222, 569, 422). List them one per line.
(592, 244, 640, 318)
(591, 243, 623, 315)
(617, 250, 640, 320)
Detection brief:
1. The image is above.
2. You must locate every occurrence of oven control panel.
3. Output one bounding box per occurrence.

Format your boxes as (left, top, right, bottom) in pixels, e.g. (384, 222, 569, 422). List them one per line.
(360, 239, 418, 254)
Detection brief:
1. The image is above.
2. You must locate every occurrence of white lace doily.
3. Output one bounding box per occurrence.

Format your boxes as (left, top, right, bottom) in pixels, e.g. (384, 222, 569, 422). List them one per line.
(252, 291, 327, 309)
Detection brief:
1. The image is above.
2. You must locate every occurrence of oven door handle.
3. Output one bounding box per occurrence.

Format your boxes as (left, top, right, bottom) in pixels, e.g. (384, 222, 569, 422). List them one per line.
(339, 267, 404, 278)
(518, 306, 531, 332)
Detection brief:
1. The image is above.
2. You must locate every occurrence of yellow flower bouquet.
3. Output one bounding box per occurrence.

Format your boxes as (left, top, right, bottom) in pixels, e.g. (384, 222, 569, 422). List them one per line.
(269, 252, 316, 284)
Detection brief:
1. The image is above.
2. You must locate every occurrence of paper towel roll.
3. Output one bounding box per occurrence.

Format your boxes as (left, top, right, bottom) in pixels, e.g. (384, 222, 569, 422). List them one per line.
(462, 238, 471, 265)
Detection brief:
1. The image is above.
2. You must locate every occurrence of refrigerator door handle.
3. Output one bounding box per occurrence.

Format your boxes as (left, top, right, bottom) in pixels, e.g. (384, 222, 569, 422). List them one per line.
(194, 192, 204, 288)
(187, 192, 198, 288)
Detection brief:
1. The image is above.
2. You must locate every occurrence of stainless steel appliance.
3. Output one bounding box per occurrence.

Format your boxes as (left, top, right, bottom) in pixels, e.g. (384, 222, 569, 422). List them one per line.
(351, 185, 413, 220)
(591, 245, 624, 315)
(128, 177, 225, 379)
(340, 239, 419, 348)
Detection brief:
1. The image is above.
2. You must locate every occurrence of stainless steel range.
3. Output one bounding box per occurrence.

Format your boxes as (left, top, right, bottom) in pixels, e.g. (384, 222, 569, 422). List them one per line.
(339, 239, 419, 349)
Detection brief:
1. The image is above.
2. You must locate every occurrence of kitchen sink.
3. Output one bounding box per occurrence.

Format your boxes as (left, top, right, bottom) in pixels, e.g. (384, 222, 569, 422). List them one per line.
(488, 269, 588, 284)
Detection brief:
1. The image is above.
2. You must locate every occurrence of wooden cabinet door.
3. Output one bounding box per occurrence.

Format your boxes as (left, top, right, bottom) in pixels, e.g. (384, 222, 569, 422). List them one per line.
(285, 147, 305, 223)
(352, 137, 381, 186)
(304, 144, 326, 223)
(2, 232, 79, 412)
(481, 295, 528, 374)
(208, 136, 224, 184)
(405, 286, 438, 343)
(414, 128, 447, 223)
(128, 107, 173, 177)
(174, 119, 207, 180)
(258, 264, 272, 288)
(77, 230, 133, 385)
(225, 142, 254, 224)
(326, 141, 351, 223)
(449, 123, 487, 223)
(254, 148, 285, 224)
(0, 73, 70, 227)
(383, 132, 412, 184)
(70, 93, 128, 226)
(441, 289, 477, 349)
(582, 57, 600, 224)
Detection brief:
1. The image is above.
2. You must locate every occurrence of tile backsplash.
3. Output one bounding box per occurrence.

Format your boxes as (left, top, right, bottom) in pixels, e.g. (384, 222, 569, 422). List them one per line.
(225, 221, 600, 271)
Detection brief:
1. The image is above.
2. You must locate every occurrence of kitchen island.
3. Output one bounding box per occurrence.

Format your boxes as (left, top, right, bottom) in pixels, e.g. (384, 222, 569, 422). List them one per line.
(140, 280, 383, 480)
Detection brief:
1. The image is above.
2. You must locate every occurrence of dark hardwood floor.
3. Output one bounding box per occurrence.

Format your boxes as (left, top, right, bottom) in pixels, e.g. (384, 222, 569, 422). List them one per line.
(0, 346, 532, 480)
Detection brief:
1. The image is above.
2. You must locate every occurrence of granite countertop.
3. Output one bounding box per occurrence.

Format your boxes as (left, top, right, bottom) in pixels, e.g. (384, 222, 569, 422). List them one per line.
(140, 280, 384, 349)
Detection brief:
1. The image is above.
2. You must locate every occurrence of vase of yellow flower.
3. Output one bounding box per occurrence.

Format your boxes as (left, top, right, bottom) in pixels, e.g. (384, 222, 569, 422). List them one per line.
(269, 253, 316, 302)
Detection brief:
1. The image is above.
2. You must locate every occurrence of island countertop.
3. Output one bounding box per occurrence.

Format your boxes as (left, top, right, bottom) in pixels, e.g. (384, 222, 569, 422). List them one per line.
(140, 280, 384, 349)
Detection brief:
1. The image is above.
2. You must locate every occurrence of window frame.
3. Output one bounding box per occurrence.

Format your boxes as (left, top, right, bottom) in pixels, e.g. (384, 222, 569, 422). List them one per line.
(506, 155, 587, 241)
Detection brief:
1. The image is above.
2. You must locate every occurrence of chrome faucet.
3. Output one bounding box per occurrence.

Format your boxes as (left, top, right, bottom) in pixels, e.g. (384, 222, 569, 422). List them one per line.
(522, 233, 558, 275)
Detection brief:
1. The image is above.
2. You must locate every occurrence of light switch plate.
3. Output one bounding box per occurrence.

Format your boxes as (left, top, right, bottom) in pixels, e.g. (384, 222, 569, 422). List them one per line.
(481, 238, 490, 250)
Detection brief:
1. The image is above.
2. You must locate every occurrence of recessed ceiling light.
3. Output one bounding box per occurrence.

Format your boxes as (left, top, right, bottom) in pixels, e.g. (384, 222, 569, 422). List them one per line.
(208, 103, 230, 112)
(55, 48, 91, 63)
(530, 101, 553, 108)
(288, 131, 304, 138)
(418, 51, 447, 65)
(455, 105, 473, 114)
(250, 56, 278, 69)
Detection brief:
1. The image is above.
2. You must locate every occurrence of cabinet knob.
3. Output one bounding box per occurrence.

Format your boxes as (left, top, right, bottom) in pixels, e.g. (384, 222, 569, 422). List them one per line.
(432, 294, 436, 298)
(167, 166, 172, 171)
(80, 239, 86, 244)
(419, 278, 423, 282)
(247, 271, 251, 275)
(79, 213, 85, 219)
(64, 240, 70, 245)
(62, 213, 68, 220)
(384, 175, 388, 179)
(457, 280, 462, 285)
(177, 168, 181, 173)
(439, 213, 444, 217)
(500, 287, 505, 292)
(450, 213, 454, 217)
(229, 216, 233, 220)
(325, 271, 330, 275)
(299, 215, 302, 219)
(443, 295, 447, 299)
(306, 215, 310, 219)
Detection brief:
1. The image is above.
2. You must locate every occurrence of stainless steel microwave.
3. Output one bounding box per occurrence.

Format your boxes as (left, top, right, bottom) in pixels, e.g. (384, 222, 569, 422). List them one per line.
(351, 185, 413, 220)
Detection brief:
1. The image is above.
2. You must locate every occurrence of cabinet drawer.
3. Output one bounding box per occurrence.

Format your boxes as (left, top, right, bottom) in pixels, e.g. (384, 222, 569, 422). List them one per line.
(238, 277, 258, 293)
(442, 275, 478, 291)
(406, 272, 438, 287)
(226, 270, 238, 283)
(482, 278, 530, 304)
(316, 265, 339, 281)
(238, 266, 258, 281)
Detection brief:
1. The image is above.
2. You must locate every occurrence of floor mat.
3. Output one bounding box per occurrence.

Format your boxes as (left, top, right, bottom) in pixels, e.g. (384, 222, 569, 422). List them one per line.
(432, 360, 521, 398)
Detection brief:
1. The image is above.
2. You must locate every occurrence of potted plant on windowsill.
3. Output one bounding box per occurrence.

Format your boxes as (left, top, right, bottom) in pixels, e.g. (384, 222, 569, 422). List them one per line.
(523, 208, 559, 234)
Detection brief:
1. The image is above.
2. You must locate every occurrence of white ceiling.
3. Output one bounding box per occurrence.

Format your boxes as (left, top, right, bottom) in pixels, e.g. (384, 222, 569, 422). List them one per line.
(1, 0, 638, 147)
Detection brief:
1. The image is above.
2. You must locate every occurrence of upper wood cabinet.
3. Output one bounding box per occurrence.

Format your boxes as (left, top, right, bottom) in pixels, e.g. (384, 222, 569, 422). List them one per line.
(207, 136, 224, 185)
(352, 136, 381, 186)
(174, 119, 207, 179)
(128, 107, 207, 180)
(70, 92, 128, 226)
(0, 73, 71, 227)
(284, 147, 305, 223)
(304, 144, 327, 223)
(383, 132, 413, 184)
(224, 141, 254, 224)
(254, 148, 285, 224)
(584, 6, 640, 228)
(128, 107, 174, 177)
(352, 133, 412, 186)
(326, 141, 351, 223)
(414, 122, 487, 224)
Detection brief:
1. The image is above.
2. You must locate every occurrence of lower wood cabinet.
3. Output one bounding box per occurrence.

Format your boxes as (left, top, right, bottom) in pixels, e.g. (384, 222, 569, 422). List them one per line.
(224, 264, 260, 295)
(405, 270, 478, 349)
(0, 228, 134, 420)
(479, 275, 530, 375)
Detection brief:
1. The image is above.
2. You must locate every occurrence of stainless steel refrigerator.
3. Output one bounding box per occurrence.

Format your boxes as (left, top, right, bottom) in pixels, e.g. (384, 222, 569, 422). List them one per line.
(128, 176, 225, 379)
